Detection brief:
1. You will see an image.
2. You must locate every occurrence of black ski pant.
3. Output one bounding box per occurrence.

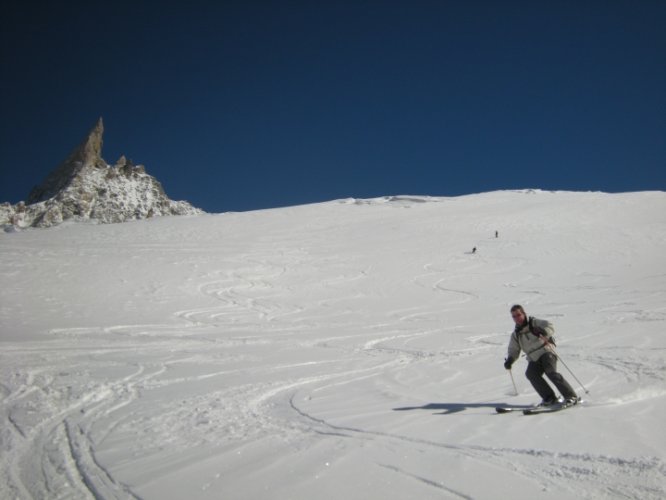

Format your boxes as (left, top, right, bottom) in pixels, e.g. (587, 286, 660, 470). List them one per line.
(526, 352, 577, 401)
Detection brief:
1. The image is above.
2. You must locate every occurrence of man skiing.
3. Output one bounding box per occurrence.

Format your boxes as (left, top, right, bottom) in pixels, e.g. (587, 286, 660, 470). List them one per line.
(504, 304, 579, 406)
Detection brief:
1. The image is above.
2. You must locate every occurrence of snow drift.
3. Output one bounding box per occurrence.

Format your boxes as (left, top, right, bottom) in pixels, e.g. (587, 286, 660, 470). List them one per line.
(1, 190, 665, 499)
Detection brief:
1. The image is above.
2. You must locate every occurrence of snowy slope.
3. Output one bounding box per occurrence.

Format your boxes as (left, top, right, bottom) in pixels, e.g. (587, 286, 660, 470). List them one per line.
(1, 190, 665, 499)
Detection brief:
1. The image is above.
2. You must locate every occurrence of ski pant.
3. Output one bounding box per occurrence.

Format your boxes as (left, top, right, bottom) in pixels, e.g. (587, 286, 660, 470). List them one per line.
(526, 352, 577, 401)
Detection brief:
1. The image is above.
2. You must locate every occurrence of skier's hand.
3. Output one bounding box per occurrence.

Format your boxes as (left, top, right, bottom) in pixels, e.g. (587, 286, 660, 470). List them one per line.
(504, 357, 514, 370)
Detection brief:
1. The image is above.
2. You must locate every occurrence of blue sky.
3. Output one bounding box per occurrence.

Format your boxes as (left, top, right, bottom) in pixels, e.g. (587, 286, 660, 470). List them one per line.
(1, 1, 664, 213)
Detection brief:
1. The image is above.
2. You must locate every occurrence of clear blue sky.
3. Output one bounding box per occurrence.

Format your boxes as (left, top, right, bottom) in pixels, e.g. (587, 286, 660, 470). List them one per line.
(1, 1, 664, 213)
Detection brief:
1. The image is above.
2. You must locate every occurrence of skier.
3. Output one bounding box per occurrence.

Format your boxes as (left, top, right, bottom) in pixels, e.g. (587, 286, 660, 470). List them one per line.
(503, 304, 578, 406)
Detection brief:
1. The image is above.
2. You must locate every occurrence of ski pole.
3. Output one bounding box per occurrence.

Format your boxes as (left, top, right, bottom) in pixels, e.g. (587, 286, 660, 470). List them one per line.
(508, 368, 518, 396)
(537, 334, 590, 394)
(552, 351, 590, 395)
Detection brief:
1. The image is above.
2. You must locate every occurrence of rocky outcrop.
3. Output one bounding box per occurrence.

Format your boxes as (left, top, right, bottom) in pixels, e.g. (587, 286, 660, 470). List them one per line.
(1, 118, 203, 229)
(27, 118, 106, 205)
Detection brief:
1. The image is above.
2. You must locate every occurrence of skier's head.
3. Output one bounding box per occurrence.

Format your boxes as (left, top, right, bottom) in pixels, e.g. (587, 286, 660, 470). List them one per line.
(510, 304, 527, 326)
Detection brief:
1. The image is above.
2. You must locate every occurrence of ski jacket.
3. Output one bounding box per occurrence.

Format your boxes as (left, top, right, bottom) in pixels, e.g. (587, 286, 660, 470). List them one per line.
(507, 316, 556, 363)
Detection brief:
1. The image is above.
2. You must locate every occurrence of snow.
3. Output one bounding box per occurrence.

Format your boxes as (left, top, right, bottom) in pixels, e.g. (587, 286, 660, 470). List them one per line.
(1, 190, 665, 499)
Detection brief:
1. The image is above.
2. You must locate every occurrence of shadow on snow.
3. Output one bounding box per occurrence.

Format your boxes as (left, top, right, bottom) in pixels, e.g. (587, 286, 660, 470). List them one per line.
(393, 402, 531, 415)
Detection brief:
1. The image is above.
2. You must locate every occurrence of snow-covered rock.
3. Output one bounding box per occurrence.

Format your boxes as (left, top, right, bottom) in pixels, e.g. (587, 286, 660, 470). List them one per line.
(1, 118, 202, 229)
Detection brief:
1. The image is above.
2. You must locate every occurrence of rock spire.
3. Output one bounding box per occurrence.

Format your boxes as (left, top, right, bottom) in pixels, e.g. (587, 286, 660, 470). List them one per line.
(28, 118, 105, 204)
(1, 118, 203, 229)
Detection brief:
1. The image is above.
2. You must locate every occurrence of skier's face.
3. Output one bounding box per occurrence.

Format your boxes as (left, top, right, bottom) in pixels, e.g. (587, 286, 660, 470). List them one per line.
(511, 309, 526, 326)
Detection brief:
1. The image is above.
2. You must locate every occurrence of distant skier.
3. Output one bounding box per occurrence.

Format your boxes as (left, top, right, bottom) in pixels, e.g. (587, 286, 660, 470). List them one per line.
(472, 247, 477, 254)
(495, 231, 499, 238)
(503, 305, 578, 406)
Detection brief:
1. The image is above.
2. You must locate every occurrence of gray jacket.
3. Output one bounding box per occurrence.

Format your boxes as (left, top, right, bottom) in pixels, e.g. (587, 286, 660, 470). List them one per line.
(507, 316, 556, 363)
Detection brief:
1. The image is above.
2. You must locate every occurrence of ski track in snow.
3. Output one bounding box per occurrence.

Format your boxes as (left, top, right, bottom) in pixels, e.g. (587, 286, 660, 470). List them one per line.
(289, 393, 666, 499)
(1, 192, 666, 499)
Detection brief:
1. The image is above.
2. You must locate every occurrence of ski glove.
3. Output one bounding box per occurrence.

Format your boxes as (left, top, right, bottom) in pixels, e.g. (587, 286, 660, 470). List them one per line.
(504, 357, 514, 370)
(530, 327, 543, 338)
(531, 329, 557, 346)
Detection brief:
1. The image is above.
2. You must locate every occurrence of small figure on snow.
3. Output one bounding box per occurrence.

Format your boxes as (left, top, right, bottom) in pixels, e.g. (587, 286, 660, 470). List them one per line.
(472, 247, 477, 254)
(495, 230, 499, 238)
(503, 305, 578, 406)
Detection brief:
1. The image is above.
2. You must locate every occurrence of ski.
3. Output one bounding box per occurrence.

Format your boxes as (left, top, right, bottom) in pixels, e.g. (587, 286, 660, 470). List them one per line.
(495, 406, 528, 414)
(522, 399, 582, 415)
